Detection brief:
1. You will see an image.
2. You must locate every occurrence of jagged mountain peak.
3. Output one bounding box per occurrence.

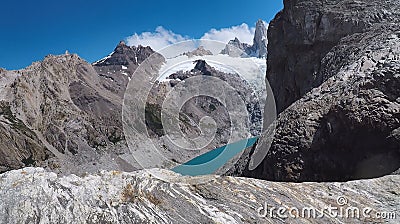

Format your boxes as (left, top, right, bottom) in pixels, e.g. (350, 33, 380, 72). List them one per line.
(183, 46, 213, 57)
(113, 41, 130, 54)
(229, 37, 241, 44)
(221, 19, 268, 58)
(220, 38, 251, 57)
(18, 53, 86, 74)
(252, 19, 267, 55)
(255, 19, 267, 32)
(227, 37, 245, 46)
(93, 42, 156, 67)
(193, 59, 213, 73)
(118, 40, 126, 46)
(43, 52, 83, 63)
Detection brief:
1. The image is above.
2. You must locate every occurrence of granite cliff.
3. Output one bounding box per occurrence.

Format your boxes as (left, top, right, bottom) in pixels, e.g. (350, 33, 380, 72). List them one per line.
(243, 0, 400, 182)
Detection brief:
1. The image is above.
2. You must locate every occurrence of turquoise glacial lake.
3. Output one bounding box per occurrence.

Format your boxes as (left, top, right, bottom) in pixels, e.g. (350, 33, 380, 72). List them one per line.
(172, 137, 258, 176)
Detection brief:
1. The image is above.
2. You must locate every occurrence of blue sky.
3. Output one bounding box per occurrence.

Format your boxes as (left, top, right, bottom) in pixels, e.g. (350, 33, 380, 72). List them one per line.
(0, 0, 283, 70)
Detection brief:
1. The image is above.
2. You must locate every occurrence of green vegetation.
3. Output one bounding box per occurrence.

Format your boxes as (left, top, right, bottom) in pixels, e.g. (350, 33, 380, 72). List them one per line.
(145, 103, 164, 137)
(0, 103, 36, 138)
(108, 129, 123, 144)
(209, 103, 216, 111)
(21, 155, 36, 166)
(121, 183, 162, 205)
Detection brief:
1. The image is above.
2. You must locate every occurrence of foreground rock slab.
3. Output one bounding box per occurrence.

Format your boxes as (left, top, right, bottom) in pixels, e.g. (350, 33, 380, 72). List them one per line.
(0, 168, 398, 223)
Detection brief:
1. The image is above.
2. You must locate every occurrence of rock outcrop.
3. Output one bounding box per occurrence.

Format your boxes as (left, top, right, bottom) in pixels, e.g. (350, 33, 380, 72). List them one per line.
(267, 0, 400, 113)
(0, 167, 398, 223)
(245, 0, 400, 182)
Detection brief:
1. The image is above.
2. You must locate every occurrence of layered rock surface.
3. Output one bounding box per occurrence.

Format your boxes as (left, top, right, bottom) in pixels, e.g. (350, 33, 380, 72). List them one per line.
(0, 167, 398, 223)
(267, 0, 400, 112)
(244, 0, 400, 182)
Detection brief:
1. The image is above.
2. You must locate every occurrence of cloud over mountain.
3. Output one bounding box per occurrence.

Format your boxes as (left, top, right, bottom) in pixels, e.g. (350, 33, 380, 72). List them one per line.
(126, 26, 189, 51)
(125, 21, 267, 51)
(201, 23, 256, 45)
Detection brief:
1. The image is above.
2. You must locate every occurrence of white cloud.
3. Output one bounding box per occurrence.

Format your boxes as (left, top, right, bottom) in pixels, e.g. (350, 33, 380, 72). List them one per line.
(201, 23, 256, 45)
(125, 21, 268, 54)
(126, 26, 190, 51)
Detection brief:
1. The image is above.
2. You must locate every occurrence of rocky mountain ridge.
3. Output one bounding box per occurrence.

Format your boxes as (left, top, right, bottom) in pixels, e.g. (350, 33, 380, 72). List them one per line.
(0, 38, 264, 175)
(0, 43, 159, 174)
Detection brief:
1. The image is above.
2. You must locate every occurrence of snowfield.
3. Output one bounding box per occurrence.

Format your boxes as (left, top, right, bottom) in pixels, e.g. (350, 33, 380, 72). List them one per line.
(157, 54, 266, 93)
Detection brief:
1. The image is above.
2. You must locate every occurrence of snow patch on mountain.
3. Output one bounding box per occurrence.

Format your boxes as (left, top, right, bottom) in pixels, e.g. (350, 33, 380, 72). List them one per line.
(93, 52, 114, 65)
(157, 54, 266, 93)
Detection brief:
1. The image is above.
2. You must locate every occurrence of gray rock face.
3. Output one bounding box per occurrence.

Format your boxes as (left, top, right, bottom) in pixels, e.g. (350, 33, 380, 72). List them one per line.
(0, 101, 51, 173)
(0, 167, 398, 223)
(244, 0, 400, 182)
(267, 0, 400, 113)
